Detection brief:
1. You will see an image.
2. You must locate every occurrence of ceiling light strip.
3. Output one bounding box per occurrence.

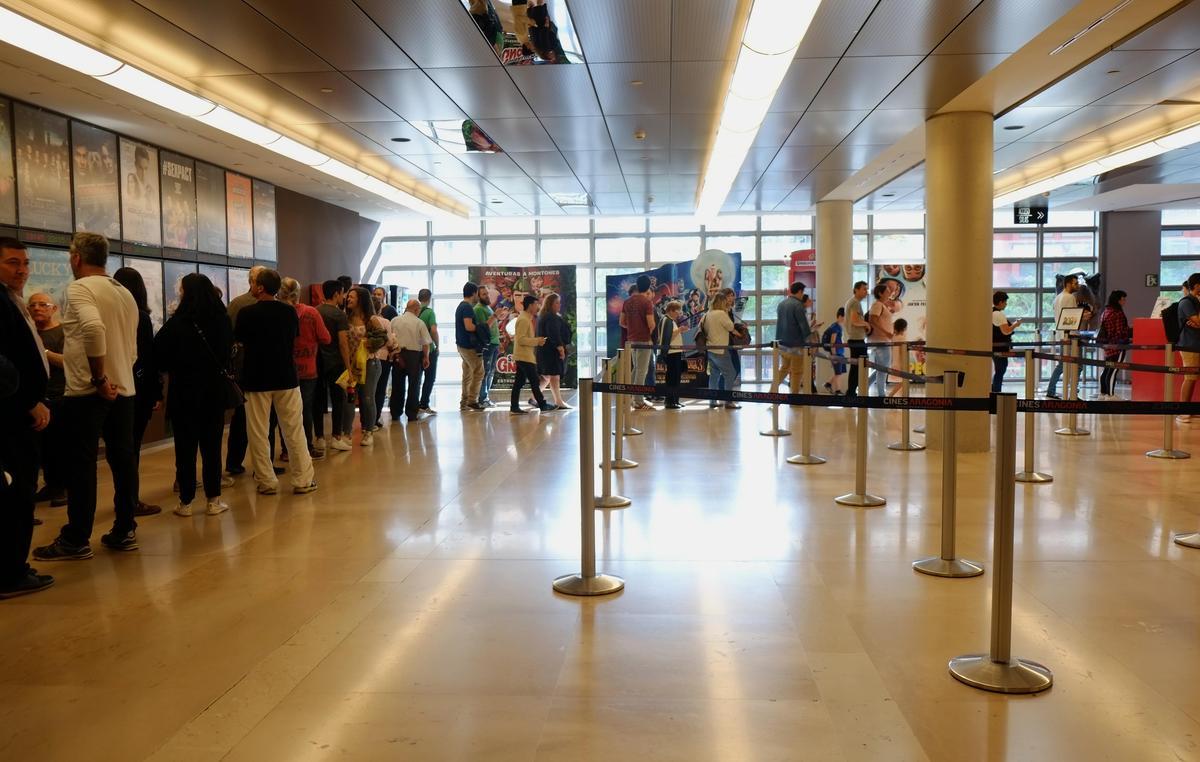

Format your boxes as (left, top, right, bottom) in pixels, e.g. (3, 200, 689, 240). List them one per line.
(994, 120, 1200, 207)
(0, 5, 463, 219)
(695, 0, 822, 219)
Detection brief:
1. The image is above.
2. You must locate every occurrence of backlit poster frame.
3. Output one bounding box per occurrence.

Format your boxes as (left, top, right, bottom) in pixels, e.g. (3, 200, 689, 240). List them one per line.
(160, 150, 197, 250)
(252, 179, 276, 261)
(124, 256, 165, 331)
(119, 137, 162, 246)
(0, 97, 15, 226)
(24, 246, 72, 310)
(195, 160, 227, 255)
(14, 103, 71, 232)
(163, 260, 196, 318)
(225, 171, 253, 259)
(198, 263, 229, 305)
(70, 121, 121, 239)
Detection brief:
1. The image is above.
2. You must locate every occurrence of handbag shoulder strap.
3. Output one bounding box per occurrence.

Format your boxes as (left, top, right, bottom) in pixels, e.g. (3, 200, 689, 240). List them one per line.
(192, 320, 228, 372)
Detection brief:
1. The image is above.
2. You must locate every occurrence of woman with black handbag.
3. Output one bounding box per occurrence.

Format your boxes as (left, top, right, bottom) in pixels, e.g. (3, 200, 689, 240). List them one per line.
(153, 274, 234, 517)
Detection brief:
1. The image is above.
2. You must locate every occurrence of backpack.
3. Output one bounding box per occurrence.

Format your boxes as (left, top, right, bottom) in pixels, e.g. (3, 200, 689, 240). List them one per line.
(1164, 299, 1185, 345)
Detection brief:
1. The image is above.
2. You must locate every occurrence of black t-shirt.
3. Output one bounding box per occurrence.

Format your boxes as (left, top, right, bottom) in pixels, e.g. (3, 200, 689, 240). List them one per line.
(316, 303, 349, 372)
(235, 300, 299, 391)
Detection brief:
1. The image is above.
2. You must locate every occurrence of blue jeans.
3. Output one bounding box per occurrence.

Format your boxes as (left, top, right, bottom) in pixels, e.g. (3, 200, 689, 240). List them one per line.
(707, 350, 738, 401)
(478, 344, 499, 403)
(869, 345, 889, 396)
(357, 359, 381, 430)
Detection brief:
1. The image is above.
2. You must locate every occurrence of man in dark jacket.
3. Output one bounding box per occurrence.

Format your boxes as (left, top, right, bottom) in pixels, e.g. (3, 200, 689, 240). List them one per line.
(0, 237, 54, 599)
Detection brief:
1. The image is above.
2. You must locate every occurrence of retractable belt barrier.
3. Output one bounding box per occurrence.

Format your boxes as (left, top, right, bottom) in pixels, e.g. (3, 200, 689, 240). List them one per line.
(592, 382, 992, 411)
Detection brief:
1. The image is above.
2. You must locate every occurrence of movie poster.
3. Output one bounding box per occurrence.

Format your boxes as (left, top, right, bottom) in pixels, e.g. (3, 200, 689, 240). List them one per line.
(196, 161, 226, 255)
(252, 180, 276, 261)
(605, 249, 743, 359)
(0, 98, 16, 226)
(198, 263, 228, 305)
(24, 246, 72, 310)
(163, 260, 196, 318)
(228, 267, 250, 302)
(14, 104, 71, 232)
(873, 263, 928, 374)
(160, 151, 196, 250)
(125, 257, 165, 331)
(70, 122, 120, 239)
(226, 172, 253, 259)
(119, 137, 161, 246)
(106, 256, 123, 276)
(467, 265, 577, 388)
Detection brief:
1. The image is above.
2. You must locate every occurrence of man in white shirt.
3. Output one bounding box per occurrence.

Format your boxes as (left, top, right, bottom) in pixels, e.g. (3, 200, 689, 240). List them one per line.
(1045, 275, 1080, 399)
(389, 299, 432, 423)
(34, 232, 141, 561)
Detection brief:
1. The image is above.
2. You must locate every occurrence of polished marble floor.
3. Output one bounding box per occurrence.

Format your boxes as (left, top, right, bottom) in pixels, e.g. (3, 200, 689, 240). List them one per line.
(5, 385, 1200, 761)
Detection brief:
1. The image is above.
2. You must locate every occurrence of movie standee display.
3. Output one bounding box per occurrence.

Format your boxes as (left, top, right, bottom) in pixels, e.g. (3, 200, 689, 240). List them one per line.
(163, 260, 196, 318)
(119, 137, 161, 246)
(788, 249, 816, 311)
(70, 122, 121, 239)
(125, 257, 165, 331)
(198, 263, 229, 305)
(252, 180, 276, 261)
(873, 263, 928, 374)
(24, 246, 73, 310)
(466, 265, 577, 389)
(195, 161, 226, 255)
(14, 104, 71, 232)
(160, 151, 196, 250)
(225, 172, 253, 259)
(0, 98, 16, 226)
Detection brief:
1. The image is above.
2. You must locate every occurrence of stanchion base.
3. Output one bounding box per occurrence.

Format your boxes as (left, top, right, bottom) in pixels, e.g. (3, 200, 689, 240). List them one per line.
(912, 557, 984, 578)
(595, 494, 631, 509)
(888, 441, 926, 451)
(1147, 448, 1190, 460)
(760, 428, 793, 437)
(913, 425, 926, 434)
(835, 493, 886, 508)
(1015, 471, 1054, 484)
(948, 655, 1053, 694)
(610, 458, 638, 470)
(1173, 532, 1200, 549)
(1054, 427, 1090, 436)
(786, 454, 827, 466)
(553, 573, 625, 597)
(623, 427, 643, 436)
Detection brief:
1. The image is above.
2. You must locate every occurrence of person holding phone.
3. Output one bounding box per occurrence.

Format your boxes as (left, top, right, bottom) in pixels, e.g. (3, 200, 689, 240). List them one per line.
(992, 291, 1022, 393)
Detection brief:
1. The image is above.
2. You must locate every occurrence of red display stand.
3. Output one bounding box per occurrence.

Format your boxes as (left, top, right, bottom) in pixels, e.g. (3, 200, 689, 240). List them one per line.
(1130, 318, 1180, 401)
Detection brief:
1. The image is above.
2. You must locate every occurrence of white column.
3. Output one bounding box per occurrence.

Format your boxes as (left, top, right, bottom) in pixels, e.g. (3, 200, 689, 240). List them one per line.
(816, 200, 853, 389)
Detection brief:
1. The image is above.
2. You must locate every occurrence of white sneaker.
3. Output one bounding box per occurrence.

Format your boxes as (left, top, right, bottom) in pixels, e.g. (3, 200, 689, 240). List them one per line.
(361, 432, 373, 447)
(174, 502, 193, 517)
(330, 437, 352, 452)
(220, 475, 235, 488)
(205, 499, 230, 516)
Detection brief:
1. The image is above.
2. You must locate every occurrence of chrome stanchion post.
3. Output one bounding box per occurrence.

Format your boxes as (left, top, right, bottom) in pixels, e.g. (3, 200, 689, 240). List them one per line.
(889, 342, 924, 451)
(1016, 348, 1053, 482)
(761, 341, 791, 437)
(611, 351, 637, 469)
(914, 371, 983, 577)
(595, 359, 632, 509)
(554, 378, 624, 596)
(1149, 343, 1189, 460)
(949, 394, 1052, 693)
(1055, 336, 1089, 436)
(835, 355, 885, 507)
(620, 346, 642, 436)
(787, 346, 826, 466)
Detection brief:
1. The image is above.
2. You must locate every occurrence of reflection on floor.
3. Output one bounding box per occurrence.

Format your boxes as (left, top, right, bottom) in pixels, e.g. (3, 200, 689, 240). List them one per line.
(5, 387, 1200, 761)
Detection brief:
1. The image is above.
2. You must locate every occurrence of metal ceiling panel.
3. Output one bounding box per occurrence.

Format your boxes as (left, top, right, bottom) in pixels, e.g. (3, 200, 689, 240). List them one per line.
(756, 170, 816, 190)
(777, 184, 817, 210)
(1117, 1, 1200, 51)
(354, 0, 499, 68)
(590, 62, 671, 115)
(767, 59, 839, 113)
(672, 0, 738, 61)
(189, 73, 337, 125)
(878, 54, 1007, 111)
(992, 141, 1064, 172)
(618, 151, 671, 175)
(577, 175, 630, 193)
(594, 192, 635, 213)
(846, 0, 979, 57)
(807, 57, 923, 111)
(816, 144, 896, 172)
(1025, 50, 1193, 108)
(737, 147, 796, 176)
(133, 0, 331, 73)
(671, 61, 728, 114)
(424, 67, 534, 120)
(288, 120, 394, 161)
(937, 0, 1079, 55)
(1094, 51, 1200, 106)
(508, 65, 603, 117)
(569, 0, 671, 63)
(264, 71, 397, 122)
(507, 150, 574, 176)
(753, 112, 806, 147)
(345, 69, 466, 121)
(668, 149, 708, 174)
(605, 115, 671, 149)
(1017, 104, 1148, 142)
(559, 149, 623, 175)
(470, 118, 556, 152)
(244, 0, 415, 71)
(344, 121, 446, 155)
(993, 107, 1076, 145)
(668, 115, 716, 150)
(485, 175, 542, 196)
(624, 175, 672, 194)
(536, 175, 587, 195)
(765, 145, 833, 173)
(783, 110, 871, 146)
(1080, 102, 1200, 149)
(840, 109, 927, 145)
(541, 117, 614, 151)
(794, 0, 879, 59)
(807, 169, 857, 196)
(456, 151, 527, 177)
(739, 186, 793, 211)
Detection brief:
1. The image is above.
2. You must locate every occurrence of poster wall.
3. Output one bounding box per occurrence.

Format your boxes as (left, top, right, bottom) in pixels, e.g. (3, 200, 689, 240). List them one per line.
(125, 257, 165, 331)
(160, 151, 197, 250)
(466, 265, 577, 389)
(873, 263, 927, 374)
(252, 180, 276, 261)
(119, 137, 161, 246)
(0, 98, 16, 226)
(163, 260, 196, 318)
(196, 161, 227, 255)
(226, 172, 253, 259)
(14, 104, 71, 232)
(70, 122, 120, 239)
(24, 246, 73, 309)
(198, 263, 229, 305)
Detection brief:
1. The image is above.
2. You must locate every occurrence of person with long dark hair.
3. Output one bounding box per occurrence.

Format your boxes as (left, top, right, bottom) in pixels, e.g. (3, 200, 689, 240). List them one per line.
(112, 266, 163, 517)
(346, 286, 390, 446)
(153, 274, 233, 516)
(536, 292, 572, 409)
(1097, 289, 1132, 400)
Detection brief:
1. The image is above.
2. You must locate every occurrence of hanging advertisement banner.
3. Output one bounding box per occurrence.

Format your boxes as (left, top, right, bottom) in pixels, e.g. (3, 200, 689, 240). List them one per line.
(788, 248, 816, 307)
(70, 122, 120, 239)
(873, 263, 928, 374)
(467, 264, 577, 389)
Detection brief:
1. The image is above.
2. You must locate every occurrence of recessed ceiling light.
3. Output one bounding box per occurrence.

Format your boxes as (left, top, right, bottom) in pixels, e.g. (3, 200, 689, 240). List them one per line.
(881, 192, 895, 198)
(319, 87, 334, 93)
(491, 199, 503, 204)
(1106, 69, 1120, 75)
(390, 137, 411, 143)
(1003, 125, 1025, 131)
(629, 79, 643, 86)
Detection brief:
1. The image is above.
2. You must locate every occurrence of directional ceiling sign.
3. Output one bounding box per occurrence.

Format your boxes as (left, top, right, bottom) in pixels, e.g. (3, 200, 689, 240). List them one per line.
(1014, 196, 1048, 225)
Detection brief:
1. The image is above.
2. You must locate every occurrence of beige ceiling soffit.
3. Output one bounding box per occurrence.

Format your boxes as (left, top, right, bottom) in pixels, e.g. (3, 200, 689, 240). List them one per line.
(0, 0, 468, 219)
(1055, 183, 1200, 211)
(819, 0, 1190, 206)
